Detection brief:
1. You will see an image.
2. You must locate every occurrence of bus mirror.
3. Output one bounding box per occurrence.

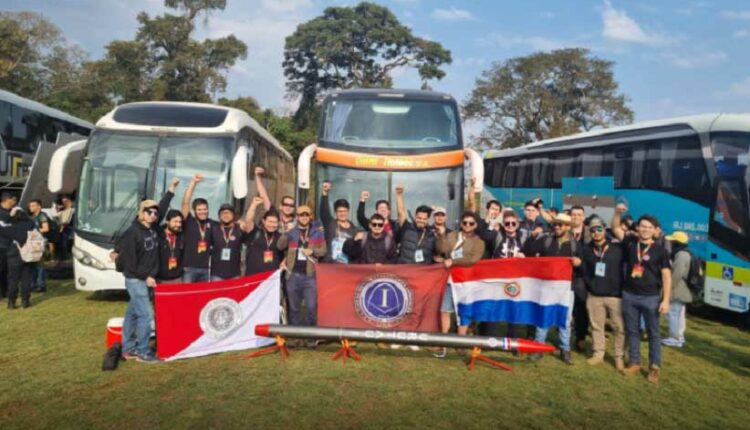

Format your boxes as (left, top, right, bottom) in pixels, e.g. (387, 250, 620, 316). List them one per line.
(464, 148, 484, 193)
(48, 139, 86, 194)
(297, 144, 317, 189)
(232, 146, 249, 199)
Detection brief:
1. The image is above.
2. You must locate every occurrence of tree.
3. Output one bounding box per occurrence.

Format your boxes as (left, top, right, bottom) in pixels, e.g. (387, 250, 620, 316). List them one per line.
(283, 1, 452, 124)
(463, 48, 633, 149)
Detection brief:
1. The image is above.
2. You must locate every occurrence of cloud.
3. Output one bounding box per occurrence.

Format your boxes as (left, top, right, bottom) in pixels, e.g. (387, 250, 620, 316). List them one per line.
(661, 51, 727, 69)
(721, 10, 750, 20)
(734, 29, 750, 38)
(729, 77, 750, 97)
(601, 0, 671, 46)
(431, 7, 476, 22)
(478, 33, 566, 51)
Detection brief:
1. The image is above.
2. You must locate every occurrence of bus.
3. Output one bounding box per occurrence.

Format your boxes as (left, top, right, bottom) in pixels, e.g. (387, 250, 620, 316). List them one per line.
(297, 89, 483, 228)
(0, 88, 92, 195)
(48, 101, 294, 291)
(483, 113, 750, 318)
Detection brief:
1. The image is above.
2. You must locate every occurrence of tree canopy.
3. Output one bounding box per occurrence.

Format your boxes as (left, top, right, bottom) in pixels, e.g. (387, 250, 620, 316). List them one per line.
(463, 48, 633, 149)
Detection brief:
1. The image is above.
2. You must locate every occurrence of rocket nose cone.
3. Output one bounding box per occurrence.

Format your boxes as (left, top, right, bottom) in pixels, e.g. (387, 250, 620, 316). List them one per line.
(516, 339, 557, 354)
(255, 324, 270, 337)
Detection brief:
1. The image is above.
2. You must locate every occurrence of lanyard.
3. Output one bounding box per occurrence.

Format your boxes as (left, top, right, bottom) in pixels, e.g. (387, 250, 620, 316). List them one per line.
(636, 242, 652, 263)
(416, 228, 427, 247)
(196, 218, 208, 239)
(166, 231, 177, 257)
(264, 231, 274, 250)
(593, 244, 609, 261)
(222, 225, 234, 247)
(299, 228, 309, 246)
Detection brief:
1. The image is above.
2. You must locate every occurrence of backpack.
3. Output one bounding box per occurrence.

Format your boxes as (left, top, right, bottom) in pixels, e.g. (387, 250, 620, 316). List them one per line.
(16, 229, 46, 263)
(684, 250, 705, 300)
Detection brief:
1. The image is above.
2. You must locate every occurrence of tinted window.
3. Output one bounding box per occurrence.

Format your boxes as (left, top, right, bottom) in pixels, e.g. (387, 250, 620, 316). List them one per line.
(113, 104, 229, 128)
(581, 149, 604, 176)
(550, 153, 579, 187)
(644, 137, 710, 202)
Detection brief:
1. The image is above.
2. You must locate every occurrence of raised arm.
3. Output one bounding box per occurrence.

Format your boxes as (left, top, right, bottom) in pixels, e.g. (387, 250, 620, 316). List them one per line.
(467, 177, 477, 214)
(611, 203, 626, 241)
(240, 196, 264, 233)
(319, 181, 333, 227)
(357, 190, 370, 229)
(395, 185, 406, 226)
(181, 173, 203, 218)
(157, 177, 179, 225)
(536, 200, 554, 224)
(254, 167, 272, 211)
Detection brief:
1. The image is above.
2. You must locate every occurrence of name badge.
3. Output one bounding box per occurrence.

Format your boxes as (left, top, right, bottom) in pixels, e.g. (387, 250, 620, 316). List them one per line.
(197, 240, 208, 254)
(297, 248, 307, 261)
(168, 256, 178, 270)
(595, 262, 606, 277)
(631, 263, 644, 278)
(221, 248, 231, 261)
(414, 249, 424, 263)
(451, 248, 463, 259)
(263, 250, 274, 263)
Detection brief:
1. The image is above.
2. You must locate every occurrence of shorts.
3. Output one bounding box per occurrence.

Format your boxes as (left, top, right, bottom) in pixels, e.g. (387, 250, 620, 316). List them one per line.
(440, 284, 455, 313)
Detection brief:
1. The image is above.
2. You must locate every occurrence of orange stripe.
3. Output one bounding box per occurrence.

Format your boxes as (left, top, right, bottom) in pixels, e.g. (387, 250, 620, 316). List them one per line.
(316, 147, 464, 171)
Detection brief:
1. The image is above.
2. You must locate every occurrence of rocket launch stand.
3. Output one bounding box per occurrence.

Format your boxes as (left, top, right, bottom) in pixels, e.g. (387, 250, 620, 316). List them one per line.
(467, 347, 512, 371)
(331, 339, 361, 364)
(248, 335, 290, 362)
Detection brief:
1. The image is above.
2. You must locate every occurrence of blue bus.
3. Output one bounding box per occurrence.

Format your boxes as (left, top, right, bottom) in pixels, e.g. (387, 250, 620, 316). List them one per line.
(483, 114, 750, 317)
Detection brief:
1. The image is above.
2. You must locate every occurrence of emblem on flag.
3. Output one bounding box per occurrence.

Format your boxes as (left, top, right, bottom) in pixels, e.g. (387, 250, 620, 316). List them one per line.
(354, 273, 413, 328)
(199, 298, 243, 339)
(503, 282, 521, 298)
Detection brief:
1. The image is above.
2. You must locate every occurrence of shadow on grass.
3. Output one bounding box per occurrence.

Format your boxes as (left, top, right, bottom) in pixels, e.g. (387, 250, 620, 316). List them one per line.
(86, 290, 129, 302)
(678, 332, 750, 377)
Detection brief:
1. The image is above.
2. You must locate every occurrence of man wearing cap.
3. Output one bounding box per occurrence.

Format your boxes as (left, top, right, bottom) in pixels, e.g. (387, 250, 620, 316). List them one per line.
(242, 197, 283, 276)
(277, 204, 326, 338)
(208, 203, 248, 281)
(663, 231, 692, 348)
(582, 217, 626, 370)
(529, 213, 581, 364)
(394, 185, 435, 265)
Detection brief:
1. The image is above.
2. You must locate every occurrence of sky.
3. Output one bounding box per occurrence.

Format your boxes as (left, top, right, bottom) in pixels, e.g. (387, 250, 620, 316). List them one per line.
(5, 0, 750, 138)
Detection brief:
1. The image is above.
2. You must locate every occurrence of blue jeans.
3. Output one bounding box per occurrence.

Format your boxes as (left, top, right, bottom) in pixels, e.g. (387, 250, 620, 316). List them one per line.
(535, 290, 575, 352)
(183, 267, 209, 283)
(286, 272, 317, 326)
(440, 284, 454, 313)
(667, 301, 686, 342)
(122, 278, 153, 356)
(622, 290, 662, 367)
(32, 263, 47, 290)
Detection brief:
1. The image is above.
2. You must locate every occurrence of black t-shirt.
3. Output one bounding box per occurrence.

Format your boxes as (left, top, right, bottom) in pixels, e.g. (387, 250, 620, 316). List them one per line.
(244, 227, 282, 276)
(182, 214, 215, 269)
(208, 223, 247, 279)
(0, 207, 11, 250)
(157, 230, 184, 281)
(582, 241, 624, 297)
(622, 236, 671, 296)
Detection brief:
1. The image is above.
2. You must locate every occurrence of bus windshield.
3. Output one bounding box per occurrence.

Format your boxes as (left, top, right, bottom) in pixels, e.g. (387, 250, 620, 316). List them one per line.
(321, 99, 460, 150)
(317, 164, 463, 229)
(711, 132, 750, 236)
(76, 132, 233, 240)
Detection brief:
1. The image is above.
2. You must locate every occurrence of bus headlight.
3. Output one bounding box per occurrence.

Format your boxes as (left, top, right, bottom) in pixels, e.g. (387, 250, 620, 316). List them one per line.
(72, 246, 107, 270)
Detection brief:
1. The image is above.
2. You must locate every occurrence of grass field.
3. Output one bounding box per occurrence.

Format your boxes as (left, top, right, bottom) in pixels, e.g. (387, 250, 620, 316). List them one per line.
(1, 279, 749, 430)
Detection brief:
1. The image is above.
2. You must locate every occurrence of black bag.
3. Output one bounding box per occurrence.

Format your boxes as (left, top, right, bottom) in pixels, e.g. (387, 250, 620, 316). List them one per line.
(685, 250, 705, 301)
(102, 342, 123, 371)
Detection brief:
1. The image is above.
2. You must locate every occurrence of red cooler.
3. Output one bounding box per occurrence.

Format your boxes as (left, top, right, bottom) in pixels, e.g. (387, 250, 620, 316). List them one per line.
(106, 317, 124, 348)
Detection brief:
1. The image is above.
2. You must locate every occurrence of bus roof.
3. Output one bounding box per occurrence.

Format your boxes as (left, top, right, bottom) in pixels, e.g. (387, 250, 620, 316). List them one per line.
(326, 88, 457, 102)
(96, 101, 291, 160)
(0, 88, 94, 130)
(485, 113, 750, 159)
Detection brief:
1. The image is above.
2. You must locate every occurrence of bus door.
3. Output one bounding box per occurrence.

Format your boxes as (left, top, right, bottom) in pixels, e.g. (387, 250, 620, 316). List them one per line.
(705, 177, 750, 313)
(561, 176, 615, 221)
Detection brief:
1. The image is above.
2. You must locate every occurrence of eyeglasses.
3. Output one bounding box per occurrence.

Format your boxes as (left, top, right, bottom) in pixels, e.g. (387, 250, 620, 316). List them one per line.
(144, 209, 158, 216)
(298, 212, 311, 217)
(462, 221, 476, 226)
(552, 223, 564, 228)
(504, 221, 518, 227)
(282, 202, 295, 208)
(590, 226, 605, 233)
(370, 222, 384, 228)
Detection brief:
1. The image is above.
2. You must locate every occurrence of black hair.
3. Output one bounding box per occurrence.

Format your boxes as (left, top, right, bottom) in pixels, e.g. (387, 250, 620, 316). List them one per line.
(165, 209, 183, 222)
(415, 205, 433, 216)
(192, 198, 209, 211)
(375, 200, 390, 210)
(370, 213, 385, 223)
(524, 200, 537, 209)
(263, 209, 280, 220)
(637, 214, 660, 228)
(1, 192, 16, 202)
(334, 199, 350, 211)
(29, 199, 42, 206)
(570, 205, 585, 213)
(486, 200, 502, 210)
(461, 211, 480, 224)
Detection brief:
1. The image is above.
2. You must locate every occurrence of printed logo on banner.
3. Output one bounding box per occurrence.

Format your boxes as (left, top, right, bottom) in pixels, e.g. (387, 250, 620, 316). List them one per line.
(503, 282, 521, 298)
(199, 298, 243, 339)
(354, 273, 413, 328)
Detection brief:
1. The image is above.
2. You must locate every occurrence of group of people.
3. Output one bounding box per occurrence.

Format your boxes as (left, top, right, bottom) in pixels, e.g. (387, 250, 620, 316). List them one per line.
(116, 171, 694, 385)
(1, 192, 75, 309)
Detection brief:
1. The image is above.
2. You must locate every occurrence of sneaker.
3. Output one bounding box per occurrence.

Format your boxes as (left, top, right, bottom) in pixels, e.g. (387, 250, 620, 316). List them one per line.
(121, 351, 138, 361)
(615, 357, 625, 371)
(662, 338, 683, 348)
(136, 353, 161, 364)
(587, 355, 604, 365)
(621, 364, 641, 376)
(560, 350, 573, 365)
(528, 352, 544, 362)
(432, 347, 447, 359)
(407, 345, 420, 351)
(647, 366, 660, 385)
(390, 344, 403, 350)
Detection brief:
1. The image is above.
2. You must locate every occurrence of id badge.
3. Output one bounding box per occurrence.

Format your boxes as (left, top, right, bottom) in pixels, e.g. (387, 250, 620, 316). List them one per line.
(263, 250, 274, 263)
(451, 248, 463, 259)
(168, 256, 178, 270)
(631, 263, 644, 278)
(332, 238, 347, 263)
(414, 249, 424, 263)
(221, 248, 231, 261)
(595, 262, 606, 277)
(297, 248, 307, 261)
(197, 239, 208, 254)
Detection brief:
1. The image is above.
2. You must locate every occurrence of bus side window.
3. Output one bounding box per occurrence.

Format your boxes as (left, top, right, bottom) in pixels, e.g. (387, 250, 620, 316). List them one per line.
(645, 139, 665, 189)
(504, 159, 519, 187)
(581, 150, 603, 177)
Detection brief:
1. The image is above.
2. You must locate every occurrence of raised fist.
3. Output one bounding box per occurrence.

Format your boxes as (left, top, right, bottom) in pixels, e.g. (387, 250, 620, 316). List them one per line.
(192, 173, 204, 183)
(615, 203, 627, 214)
(355, 231, 365, 241)
(252, 196, 264, 206)
(395, 185, 405, 195)
(360, 190, 370, 201)
(322, 182, 332, 195)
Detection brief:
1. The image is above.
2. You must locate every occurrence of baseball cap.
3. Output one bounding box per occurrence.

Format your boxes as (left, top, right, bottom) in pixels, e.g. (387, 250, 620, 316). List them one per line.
(297, 205, 312, 215)
(139, 200, 159, 212)
(432, 206, 447, 215)
(218, 203, 235, 214)
(552, 213, 572, 225)
(665, 231, 689, 244)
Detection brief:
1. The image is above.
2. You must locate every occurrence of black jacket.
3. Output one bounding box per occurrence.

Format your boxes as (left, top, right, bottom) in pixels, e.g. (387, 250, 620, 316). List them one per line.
(344, 233, 397, 264)
(0, 218, 36, 258)
(157, 229, 184, 281)
(119, 221, 159, 280)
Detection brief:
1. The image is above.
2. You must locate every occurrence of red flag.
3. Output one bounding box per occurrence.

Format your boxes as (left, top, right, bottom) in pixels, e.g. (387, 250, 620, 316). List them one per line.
(316, 263, 449, 332)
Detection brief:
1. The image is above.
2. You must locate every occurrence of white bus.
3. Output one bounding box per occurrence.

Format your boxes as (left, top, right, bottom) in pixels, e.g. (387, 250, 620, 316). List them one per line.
(48, 102, 294, 291)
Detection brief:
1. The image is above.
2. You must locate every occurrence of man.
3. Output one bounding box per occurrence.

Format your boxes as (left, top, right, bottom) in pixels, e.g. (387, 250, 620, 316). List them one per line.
(27, 199, 50, 293)
(581, 217, 625, 370)
(319, 181, 358, 263)
(569, 205, 590, 353)
(357, 190, 399, 238)
(344, 214, 397, 264)
(394, 185, 436, 265)
(1, 208, 36, 309)
(253, 166, 297, 233)
(467, 178, 503, 233)
(528, 213, 582, 365)
(277, 205, 326, 341)
(612, 205, 671, 384)
(432, 206, 451, 234)
(118, 199, 161, 363)
(56, 194, 75, 261)
(0, 192, 17, 298)
(208, 204, 248, 281)
(243, 197, 283, 276)
(156, 210, 185, 284)
(520, 200, 545, 241)
(180, 174, 215, 283)
(663, 231, 692, 349)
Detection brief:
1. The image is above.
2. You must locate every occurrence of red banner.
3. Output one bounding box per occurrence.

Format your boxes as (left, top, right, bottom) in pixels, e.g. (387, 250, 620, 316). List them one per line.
(316, 263, 449, 332)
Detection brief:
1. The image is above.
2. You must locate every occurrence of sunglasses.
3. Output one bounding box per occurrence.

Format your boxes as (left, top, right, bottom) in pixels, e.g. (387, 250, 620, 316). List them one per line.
(370, 222, 384, 228)
(144, 209, 159, 216)
(462, 221, 476, 226)
(298, 212, 311, 217)
(590, 226, 604, 233)
(504, 221, 518, 227)
(282, 202, 295, 208)
(552, 223, 565, 227)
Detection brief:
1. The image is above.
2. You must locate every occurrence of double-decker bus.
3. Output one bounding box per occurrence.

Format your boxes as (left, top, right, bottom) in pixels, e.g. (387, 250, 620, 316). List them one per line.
(0, 89, 92, 196)
(297, 89, 483, 228)
(483, 114, 750, 318)
(48, 102, 294, 291)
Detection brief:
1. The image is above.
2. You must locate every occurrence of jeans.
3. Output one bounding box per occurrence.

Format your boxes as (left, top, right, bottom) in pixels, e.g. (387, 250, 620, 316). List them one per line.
(122, 278, 153, 356)
(286, 272, 317, 326)
(183, 267, 210, 283)
(622, 290, 662, 368)
(32, 263, 47, 290)
(440, 284, 454, 313)
(667, 302, 686, 342)
(535, 290, 575, 351)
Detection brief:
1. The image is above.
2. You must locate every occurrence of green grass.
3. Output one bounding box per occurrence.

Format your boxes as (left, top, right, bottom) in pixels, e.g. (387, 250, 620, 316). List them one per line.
(1, 280, 750, 429)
